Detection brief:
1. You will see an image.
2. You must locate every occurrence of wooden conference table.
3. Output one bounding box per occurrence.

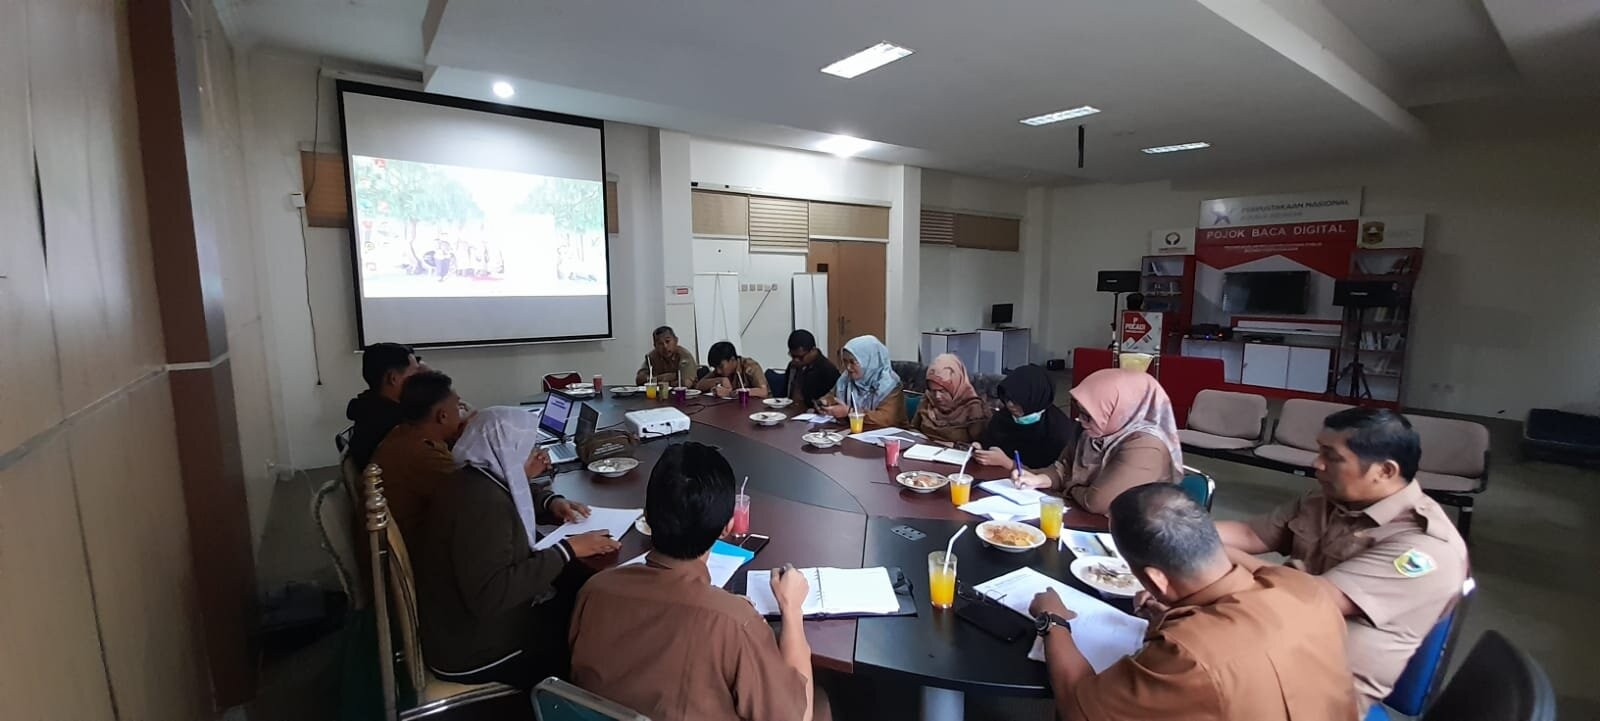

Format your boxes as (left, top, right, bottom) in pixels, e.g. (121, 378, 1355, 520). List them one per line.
(530, 392, 1114, 717)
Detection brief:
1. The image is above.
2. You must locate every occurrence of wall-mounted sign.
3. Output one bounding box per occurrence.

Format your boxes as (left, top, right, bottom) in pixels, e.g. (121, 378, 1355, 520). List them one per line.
(1120, 311, 1164, 355)
(1357, 214, 1426, 248)
(1147, 227, 1195, 256)
(1198, 188, 1362, 228)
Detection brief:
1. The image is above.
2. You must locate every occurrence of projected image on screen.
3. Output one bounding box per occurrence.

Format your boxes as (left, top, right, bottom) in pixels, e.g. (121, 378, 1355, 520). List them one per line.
(350, 155, 607, 299)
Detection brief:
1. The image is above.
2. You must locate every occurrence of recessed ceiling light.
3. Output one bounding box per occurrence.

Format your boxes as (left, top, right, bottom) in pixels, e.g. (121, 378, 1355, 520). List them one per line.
(1019, 106, 1100, 126)
(491, 81, 515, 99)
(816, 134, 873, 157)
(1141, 142, 1211, 154)
(820, 42, 913, 79)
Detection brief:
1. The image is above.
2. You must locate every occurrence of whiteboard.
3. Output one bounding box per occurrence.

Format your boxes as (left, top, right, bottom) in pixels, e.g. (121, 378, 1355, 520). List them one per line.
(693, 272, 741, 361)
(792, 273, 829, 355)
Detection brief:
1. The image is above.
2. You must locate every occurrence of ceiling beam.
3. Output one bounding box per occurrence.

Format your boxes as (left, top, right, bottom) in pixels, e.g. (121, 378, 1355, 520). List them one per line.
(1479, 0, 1600, 90)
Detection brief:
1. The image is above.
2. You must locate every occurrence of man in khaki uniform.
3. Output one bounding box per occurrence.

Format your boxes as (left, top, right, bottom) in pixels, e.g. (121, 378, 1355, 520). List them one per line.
(1218, 407, 1469, 712)
(1032, 483, 1357, 720)
(696, 341, 770, 399)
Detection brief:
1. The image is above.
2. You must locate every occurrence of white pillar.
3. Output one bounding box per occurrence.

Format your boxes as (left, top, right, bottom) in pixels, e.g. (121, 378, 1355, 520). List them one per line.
(1021, 186, 1054, 361)
(651, 130, 696, 354)
(887, 165, 922, 359)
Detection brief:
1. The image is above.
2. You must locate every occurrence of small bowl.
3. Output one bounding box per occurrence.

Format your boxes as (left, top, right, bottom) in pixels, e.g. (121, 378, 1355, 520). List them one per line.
(684, 389, 703, 398)
(587, 457, 639, 478)
(1071, 556, 1140, 597)
(564, 385, 596, 397)
(895, 471, 950, 494)
(609, 386, 641, 397)
(803, 431, 844, 448)
(763, 397, 794, 409)
(976, 520, 1047, 553)
(749, 411, 787, 427)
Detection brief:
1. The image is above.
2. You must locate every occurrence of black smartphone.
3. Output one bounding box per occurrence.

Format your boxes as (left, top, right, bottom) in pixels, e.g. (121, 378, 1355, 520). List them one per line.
(735, 533, 771, 557)
(956, 600, 1031, 643)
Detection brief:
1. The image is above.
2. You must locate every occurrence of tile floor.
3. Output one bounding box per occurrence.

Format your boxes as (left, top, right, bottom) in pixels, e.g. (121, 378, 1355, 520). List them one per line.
(246, 409, 1600, 720)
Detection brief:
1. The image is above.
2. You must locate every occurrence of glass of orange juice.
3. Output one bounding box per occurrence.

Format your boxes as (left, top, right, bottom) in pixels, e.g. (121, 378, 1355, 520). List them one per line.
(948, 473, 973, 506)
(1039, 496, 1065, 540)
(645, 382, 658, 400)
(928, 551, 957, 609)
(848, 411, 865, 434)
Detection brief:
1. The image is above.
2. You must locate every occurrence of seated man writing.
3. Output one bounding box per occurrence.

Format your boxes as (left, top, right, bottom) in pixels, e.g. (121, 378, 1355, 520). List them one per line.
(569, 442, 825, 721)
(1031, 483, 1357, 720)
(1215, 407, 1469, 713)
(369, 370, 464, 537)
(695, 341, 769, 399)
(784, 329, 839, 407)
(635, 325, 699, 387)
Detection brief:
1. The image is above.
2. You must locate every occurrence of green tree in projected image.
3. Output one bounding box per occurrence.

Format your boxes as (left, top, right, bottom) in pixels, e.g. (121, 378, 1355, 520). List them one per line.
(516, 177, 604, 248)
(352, 157, 486, 274)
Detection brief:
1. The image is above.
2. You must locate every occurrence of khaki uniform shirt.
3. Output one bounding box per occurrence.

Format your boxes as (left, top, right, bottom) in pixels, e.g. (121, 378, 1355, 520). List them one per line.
(1249, 481, 1469, 708)
(369, 423, 457, 538)
(1074, 565, 1358, 721)
(569, 553, 808, 721)
(695, 357, 769, 395)
(635, 349, 700, 387)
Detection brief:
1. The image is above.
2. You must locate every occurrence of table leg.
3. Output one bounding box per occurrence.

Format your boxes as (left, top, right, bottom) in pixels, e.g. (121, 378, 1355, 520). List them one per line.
(920, 686, 964, 721)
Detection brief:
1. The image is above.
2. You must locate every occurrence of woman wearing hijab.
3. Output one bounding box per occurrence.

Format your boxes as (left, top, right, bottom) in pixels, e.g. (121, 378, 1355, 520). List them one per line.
(911, 354, 991, 444)
(412, 407, 622, 688)
(1011, 369, 1183, 515)
(971, 364, 1073, 469)
(818, 335, 907, 430)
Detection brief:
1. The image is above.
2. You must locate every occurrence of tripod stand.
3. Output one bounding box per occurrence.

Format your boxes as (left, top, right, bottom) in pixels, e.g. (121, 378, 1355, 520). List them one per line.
(1334, 305, 1372, 399)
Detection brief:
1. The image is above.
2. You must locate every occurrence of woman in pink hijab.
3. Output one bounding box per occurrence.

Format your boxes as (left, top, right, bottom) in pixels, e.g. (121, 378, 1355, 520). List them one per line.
(911, 354, 992, 444)
(1011, 369, 1183, 515)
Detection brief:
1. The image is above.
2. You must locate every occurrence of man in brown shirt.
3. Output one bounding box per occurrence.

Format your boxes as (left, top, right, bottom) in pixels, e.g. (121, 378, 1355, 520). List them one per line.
(1033, 483, 1357, 720)
(696, 341, 770, 398)
(1217, 407, 1469, 712)
(369, 370, 464, 537)
(635, 325, 700, 387)
(569, 442, 824, 721)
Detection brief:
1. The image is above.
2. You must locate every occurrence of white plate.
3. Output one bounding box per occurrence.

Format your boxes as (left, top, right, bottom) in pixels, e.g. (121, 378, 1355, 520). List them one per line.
(802, 431, 844, 448)
(1071, 556, 1140, 597)
(749, 411, 787, 426)
(763, 397, 794, 409)
(586, 457, 639, 478)
(634, 517, 652, 536)
(895, 471, 950, 494)
(609, 386, 641, 396)
(564, 386, 596, 397)
(976, 520, 1047, 553)
(684, 389, 703, 398)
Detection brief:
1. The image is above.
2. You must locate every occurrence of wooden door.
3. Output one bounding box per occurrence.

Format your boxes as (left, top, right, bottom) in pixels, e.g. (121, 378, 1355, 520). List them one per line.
(806, 240, 886, 362)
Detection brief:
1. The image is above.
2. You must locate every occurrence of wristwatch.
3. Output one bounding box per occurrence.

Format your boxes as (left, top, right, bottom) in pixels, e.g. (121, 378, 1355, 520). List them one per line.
(1034, 612, 1072, 637)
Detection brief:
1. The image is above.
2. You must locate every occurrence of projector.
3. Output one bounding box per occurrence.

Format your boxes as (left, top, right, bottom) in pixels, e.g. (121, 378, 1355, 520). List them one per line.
(624, 407, 692, 439)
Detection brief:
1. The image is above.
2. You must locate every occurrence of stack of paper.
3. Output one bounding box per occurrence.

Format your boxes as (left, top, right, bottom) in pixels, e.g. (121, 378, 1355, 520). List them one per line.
(978, 480, 1048, 505)
(745, 567, 901, 618)
(973, 567, 1147, 672)
(791, 412, 833, 423)
(846, 428, 927, 447)
(903, 444, 973, 466)
(533, 507, 642, 551)
(1062, 530, 1121, 559)
(619, 539, 755, 588)
(958, 494, 1041, 522)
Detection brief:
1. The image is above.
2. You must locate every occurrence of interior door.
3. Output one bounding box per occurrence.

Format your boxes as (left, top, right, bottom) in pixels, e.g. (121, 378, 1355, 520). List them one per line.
(806, 240, 886, 361)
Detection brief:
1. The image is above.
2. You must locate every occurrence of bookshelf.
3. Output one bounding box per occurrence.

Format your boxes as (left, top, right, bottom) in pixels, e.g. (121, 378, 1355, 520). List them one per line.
(1140, 255, 1196, 355)
(1334, 248, 1422, 403)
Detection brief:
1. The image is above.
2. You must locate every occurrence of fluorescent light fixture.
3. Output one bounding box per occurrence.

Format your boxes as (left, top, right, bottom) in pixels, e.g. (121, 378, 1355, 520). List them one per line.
(816, 134, 873, 157)
(1141, 141, 1211, 154)
(821, 42, 913, 79)
(1019, 105, 1100, 126)
(491, 81, 515, 99)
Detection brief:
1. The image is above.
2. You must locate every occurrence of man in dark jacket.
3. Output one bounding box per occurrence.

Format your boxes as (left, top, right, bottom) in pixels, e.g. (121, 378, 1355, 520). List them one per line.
(344, 342, 419, 468)
(785, 329, 840, 407)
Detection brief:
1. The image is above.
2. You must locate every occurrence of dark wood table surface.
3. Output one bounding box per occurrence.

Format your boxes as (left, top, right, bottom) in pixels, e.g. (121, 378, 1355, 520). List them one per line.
(535, 392, 1111, 688)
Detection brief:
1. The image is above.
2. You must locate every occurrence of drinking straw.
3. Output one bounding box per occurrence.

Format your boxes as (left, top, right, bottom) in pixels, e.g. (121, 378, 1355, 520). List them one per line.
(958, 448, 973, 478)
(943, 526, 967, 574)
(740, 475, 749, 497)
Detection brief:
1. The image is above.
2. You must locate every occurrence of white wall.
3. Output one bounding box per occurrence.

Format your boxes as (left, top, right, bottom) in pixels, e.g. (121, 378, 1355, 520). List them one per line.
(1042, 118, 1600, 419)
(691, 238, 805, 371)
(918, 170, 1031, 337)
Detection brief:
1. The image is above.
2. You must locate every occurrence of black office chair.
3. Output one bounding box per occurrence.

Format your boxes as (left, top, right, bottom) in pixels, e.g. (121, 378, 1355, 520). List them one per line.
(1422, 631, 1555, 721)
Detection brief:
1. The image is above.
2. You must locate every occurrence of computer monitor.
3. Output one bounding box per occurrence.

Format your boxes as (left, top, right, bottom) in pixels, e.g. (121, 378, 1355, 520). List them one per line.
(540, 392, 575, 438)
(991, 303, 1014, 326)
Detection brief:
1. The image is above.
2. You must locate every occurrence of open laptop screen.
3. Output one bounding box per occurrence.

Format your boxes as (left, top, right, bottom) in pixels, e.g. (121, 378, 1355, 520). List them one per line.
(540, 393, 574, 438)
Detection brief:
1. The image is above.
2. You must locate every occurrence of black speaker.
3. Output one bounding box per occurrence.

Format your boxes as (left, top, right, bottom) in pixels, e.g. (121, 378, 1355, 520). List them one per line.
(1333, 280, 1403, 308)
(1097, 270, 1142, 292)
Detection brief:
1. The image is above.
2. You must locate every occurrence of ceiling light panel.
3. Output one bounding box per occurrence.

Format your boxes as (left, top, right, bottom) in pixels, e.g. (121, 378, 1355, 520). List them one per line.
(1019, 105, 1100, 126)
(821, 43, 914, 79)
(816, 135, 873, 157)
(1141, 142, 1211, 154)
(491, 81, 515, 99)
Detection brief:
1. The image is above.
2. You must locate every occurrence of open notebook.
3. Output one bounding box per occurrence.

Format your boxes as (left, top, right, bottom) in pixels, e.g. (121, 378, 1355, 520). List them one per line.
(744, 567, 911, 619)
(973, 567, 1147, 672)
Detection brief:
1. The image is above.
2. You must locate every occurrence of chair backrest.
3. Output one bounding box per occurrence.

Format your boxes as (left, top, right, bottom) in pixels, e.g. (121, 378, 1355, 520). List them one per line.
(1422, 631, 1555, 721)
(764, 368, 789, 398)
(312, 476, 368, 610)
(1186, 390, 1268, 441)
(971, 373, 1005, 403)
(890, 361, 927, 393)
(362, 467, 401, 721)
(904, 391, 923, 420)
(1178, 466, 1216, 511)
(336, 425, 355, 454)
(385, 520, 428, 698)
(533, 678, 651, 721)
(1384, 591, 1471, 716)
(1273, 399, 1355, 451)
(1407, 414, 1490, 479)
(544, 372, 584, 392)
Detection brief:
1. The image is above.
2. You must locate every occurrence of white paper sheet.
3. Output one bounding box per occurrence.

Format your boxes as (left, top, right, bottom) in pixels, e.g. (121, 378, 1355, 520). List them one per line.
(791, 412, 834, 423)
(616, 540, 753, 588)
(1062, 531, 1121, 559)
(978, 480, 1049, 506)
(958, 494, 1041, 522)
(973, 567, 1147, 673)
(532, 506, 641, 551)
(745, 567, 901, 617)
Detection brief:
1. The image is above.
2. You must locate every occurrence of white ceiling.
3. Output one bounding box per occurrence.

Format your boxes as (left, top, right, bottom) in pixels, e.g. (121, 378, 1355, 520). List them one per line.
(215, 0, 1600, 183)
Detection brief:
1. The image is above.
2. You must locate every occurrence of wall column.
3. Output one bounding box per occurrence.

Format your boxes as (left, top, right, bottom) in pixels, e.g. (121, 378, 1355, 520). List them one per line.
(887, 165, 922, 358)
(653, 129, 696, 351)
(1022, 186, 1055, 360)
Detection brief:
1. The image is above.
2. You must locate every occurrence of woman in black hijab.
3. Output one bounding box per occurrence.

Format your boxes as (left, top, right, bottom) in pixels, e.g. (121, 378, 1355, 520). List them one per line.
(971, 364, 1074, 471)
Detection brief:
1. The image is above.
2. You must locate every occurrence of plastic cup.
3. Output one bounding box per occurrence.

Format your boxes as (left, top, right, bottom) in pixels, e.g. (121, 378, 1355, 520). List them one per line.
(928, 551, 957, 609)
(645, 383, 658, 400)
(738, 387, 751, 407)
(884, 438, 901, 468)
(948, 473, 973, 506)
(1039, 495, 1065, 540)
(849, 411, 865, 434)
(731, 493, 751, 539)
(673, 387, 687, 405)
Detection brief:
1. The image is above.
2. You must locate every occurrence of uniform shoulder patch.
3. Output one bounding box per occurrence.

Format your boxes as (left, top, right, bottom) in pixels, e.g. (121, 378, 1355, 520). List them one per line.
(1394, 548, 1437, 578)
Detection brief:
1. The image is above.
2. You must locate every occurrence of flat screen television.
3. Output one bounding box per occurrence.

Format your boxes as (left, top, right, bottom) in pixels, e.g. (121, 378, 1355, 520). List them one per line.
(1221, 271, 1311, 315)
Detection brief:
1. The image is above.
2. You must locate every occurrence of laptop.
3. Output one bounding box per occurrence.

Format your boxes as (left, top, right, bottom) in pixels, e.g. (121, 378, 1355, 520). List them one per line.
(539, 393, 599, 465)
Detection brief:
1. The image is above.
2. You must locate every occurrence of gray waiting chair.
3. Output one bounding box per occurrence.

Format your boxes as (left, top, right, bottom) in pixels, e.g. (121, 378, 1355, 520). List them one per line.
(533, 677, 651, 721)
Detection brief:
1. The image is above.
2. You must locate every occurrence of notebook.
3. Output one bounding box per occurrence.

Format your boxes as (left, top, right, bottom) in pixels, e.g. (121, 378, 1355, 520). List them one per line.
(958, 494, 1041, 522)
(973, 567, 1147, 673)
(977, 480, 1048, 506)
(903, 444, 972, 465)
(745, 567, 906, 618)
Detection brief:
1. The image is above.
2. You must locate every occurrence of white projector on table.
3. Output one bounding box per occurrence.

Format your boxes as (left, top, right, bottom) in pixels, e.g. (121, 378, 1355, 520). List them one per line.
(624, 407, 691, 439)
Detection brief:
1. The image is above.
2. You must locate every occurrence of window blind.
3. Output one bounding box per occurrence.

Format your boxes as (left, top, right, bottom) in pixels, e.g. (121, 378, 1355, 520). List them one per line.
(748, 196, 810, 253)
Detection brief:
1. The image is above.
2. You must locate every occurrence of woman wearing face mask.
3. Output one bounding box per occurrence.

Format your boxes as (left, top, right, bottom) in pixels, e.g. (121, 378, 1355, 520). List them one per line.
(910, 354, 991, 444)
(972, 364, 1073, 470)
(818, 335, 907, 430)
(1011, 369, 1184, 515)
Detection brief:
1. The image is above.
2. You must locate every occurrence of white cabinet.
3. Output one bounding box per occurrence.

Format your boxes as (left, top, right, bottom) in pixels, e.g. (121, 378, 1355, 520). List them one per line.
(1240, 343, 1331, 392)
(975, 328, 1031, 375)
(921, 332, 980, 370)
(1287, 347, 1331, 392)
